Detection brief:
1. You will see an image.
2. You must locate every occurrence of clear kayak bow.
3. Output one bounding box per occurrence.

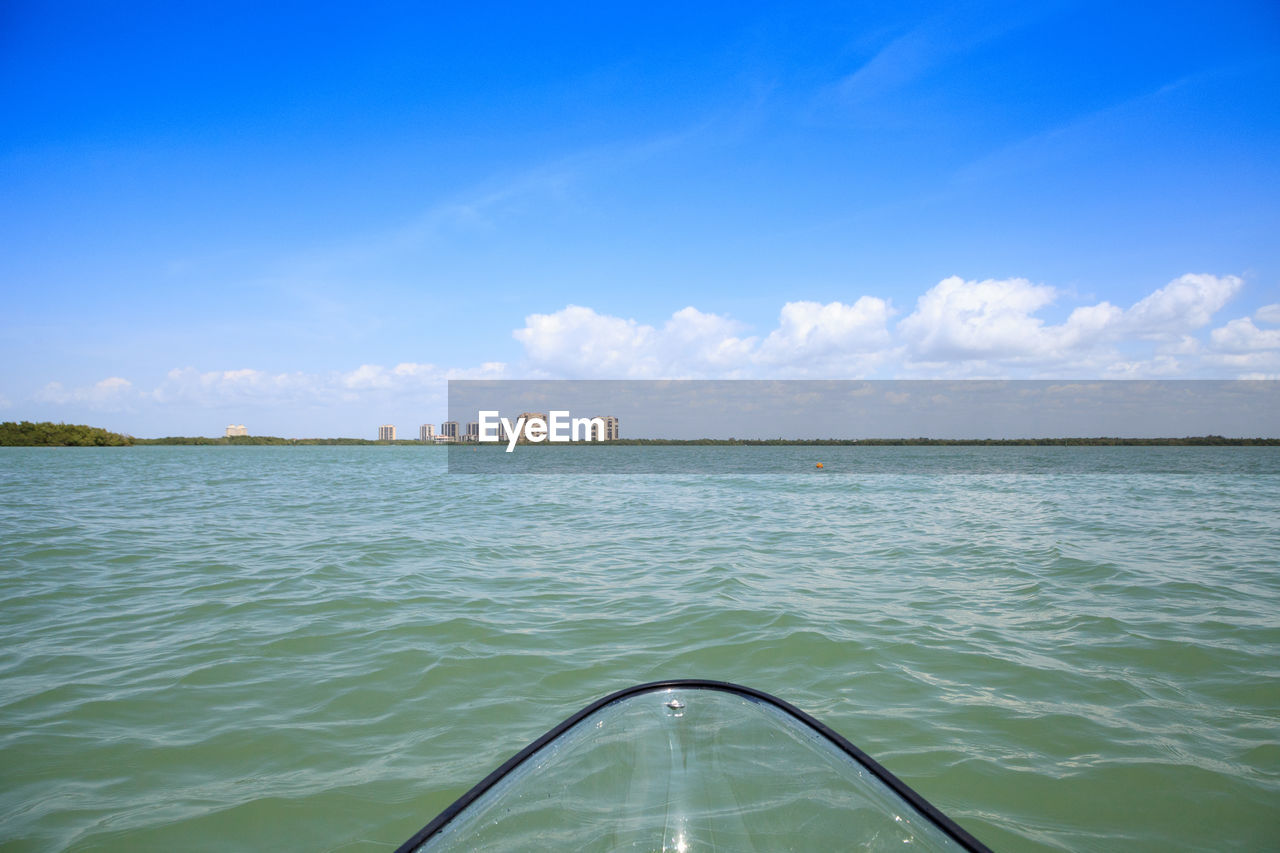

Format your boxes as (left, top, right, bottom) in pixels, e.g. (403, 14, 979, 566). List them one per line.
(395, 680, 991, 852)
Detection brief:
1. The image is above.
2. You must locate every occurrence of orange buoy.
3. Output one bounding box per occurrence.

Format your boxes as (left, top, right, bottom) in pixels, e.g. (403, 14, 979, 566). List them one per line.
(815, 462, 823, 469)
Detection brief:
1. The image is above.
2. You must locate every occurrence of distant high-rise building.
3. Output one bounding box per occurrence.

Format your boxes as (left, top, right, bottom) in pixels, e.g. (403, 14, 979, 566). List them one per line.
(465, 421, 480, 441)
(379, 425, 396, 441)
(419, 424, 435, 441)
(440, 421, 459, 441)
(225, 424, 247, 437)
(588, 416, 619, 441)
(518, 413, 548, 442)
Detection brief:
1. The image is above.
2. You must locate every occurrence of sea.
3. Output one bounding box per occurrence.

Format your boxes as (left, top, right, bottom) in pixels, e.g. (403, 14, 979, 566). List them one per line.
(1, 445, 1277, 851)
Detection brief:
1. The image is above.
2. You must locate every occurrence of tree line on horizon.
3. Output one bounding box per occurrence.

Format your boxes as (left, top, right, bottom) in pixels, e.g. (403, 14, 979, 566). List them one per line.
(2, 421, 1277, 447)
(606, 436, 1280, 446)
(0, 421, 133, 446)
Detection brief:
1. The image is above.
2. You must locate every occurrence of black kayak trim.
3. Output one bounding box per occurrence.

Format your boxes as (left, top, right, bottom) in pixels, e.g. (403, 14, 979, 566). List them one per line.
(393, 678, 993, 852)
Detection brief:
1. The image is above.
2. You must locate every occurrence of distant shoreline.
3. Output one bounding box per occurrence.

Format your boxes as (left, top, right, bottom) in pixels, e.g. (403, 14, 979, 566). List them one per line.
(3, 423, 1278, 447)
(83, 434, 1280, 447)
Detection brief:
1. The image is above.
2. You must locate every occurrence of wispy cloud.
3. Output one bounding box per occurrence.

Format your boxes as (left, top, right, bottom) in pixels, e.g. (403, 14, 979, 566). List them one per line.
(832, 2, 1051, 106)
(950, 66, 1228, 187)
(267, 122, 717, 284)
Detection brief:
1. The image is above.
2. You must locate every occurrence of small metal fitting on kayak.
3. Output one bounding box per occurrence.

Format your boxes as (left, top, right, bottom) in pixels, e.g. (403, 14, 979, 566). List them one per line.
(665, 696, 686, 716)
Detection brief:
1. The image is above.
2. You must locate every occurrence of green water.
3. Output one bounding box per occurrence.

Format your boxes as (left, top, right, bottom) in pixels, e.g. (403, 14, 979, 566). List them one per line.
(1, 446, 1277, 851)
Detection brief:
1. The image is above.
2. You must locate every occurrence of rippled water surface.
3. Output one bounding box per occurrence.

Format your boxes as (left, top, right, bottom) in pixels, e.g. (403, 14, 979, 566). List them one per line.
(1, 446, 1278, 851)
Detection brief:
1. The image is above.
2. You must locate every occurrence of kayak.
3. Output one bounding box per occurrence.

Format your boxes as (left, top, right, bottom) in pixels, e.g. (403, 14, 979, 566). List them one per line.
(395, 679, 991, 852)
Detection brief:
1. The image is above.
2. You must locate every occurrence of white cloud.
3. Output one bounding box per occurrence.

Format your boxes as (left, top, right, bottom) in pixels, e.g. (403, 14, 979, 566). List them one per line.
(511, 273, 1251, 379)
(513, 299, 896, 378)
(1157, 334, 1203, 356)
(1254, 303, 1280, 324)
(513, 305, 661, 378)
(392, 362, 435, 378)
(511, 304, 762, 378)
(1210, 317, 1280, 353)
(1198, 304, 1280, 377)
(340, 361, 506, 388)
(25, 271, 1262, 432)
(892, 273, 1249, 372)
(663, 307, 756, 373)
(146, 361, 508, 408)
(1060, 301, 1126, 347)
(36, 376, 135, 409)
(757, 298, 894, 370)
(446, 361, 508, 380)
(898, 275, 1054, 360)
(1123, 273, 1242, 338)
(28, 362, 513, 422)
(1201, 350, 1280, 375)
(342, 364, 394, 390)
(152, 367, 312, 405)
(896, 276, 1121, 364)
(1102, 355, 1187, 378)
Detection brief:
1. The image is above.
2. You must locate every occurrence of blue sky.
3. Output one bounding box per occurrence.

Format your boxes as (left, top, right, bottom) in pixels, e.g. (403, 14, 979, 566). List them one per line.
(3, 1, 1278, 437)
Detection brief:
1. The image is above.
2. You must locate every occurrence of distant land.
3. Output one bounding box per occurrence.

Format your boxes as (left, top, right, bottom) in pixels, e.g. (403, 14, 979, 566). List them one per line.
(3, 421, 1279, 447)
(0, 421, 133, 446)
(0, 422, 390, 446)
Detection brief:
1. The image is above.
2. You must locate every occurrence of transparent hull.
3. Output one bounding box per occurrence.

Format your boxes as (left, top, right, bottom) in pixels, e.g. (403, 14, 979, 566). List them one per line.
(397, 681, 989, 852)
